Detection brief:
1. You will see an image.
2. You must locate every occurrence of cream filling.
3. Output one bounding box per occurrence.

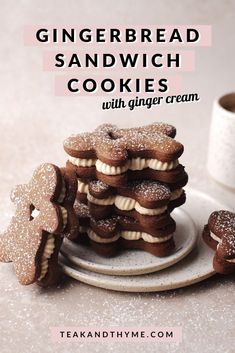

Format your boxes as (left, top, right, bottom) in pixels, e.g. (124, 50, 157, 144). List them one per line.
(96, 160, 129, 175)
(146, 159, 179, 172)
(96, 158, 179, 175)
(60, 206, 68, 230)
(88, 193, 115, 206)
(68, 155, 179, 175)
(30, 206, 68, 281)
(210, 231, 222, 244)
(87, 229, 173, 244)
(77, 180, 89, 194)
(38, 234, 55, 281)
(68, 156, 96, 167)
(209, 232, 235, 264)
(87, 193, 167, 216)
(39, 207, 67, 280)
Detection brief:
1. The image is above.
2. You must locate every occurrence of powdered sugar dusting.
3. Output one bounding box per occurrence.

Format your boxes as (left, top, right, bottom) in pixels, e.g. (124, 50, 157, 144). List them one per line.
(126, 180, 171, 201)
(89, 180, 111, 194)
(64, 123, 183, 163)
(211, 210, 235, 234)
(74, 199, 90, 218)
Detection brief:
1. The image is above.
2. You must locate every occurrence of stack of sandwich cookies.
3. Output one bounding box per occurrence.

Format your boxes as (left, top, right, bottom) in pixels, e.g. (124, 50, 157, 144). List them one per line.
(0, 163, 78, 286)
(64, 123, 188, 257)
(75, 179, 184, 257)
(203, 210, 235, 274)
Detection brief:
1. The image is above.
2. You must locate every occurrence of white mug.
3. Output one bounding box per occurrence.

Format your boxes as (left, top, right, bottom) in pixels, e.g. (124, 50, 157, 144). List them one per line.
(208, 92, 235, 189)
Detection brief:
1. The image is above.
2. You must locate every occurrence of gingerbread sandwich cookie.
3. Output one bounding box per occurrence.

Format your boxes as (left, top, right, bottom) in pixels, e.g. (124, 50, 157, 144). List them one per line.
(203, 210, 235, 274)
(75, 213, 176, 257)
(0, 163, 78, 286)
(64, 123, 186, 187)
(77, 179, 186, 226)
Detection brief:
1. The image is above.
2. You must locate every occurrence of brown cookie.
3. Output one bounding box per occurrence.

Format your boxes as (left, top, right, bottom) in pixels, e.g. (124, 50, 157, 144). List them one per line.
(0, 163, 78, 286)
(85, 235, 175, 257)
(202, 210, 235, 274)
(76, 172, 188, 201)
(77, 213, 175, 257)
(80, 231, 175, 257)
(77, 179, 186, 226)
(90, 214, 175, 238)
(64, 123, 185, 186)
(88, 179, 172, 207)
(67, 163, 187, 187)
(88, 205, 172, 229)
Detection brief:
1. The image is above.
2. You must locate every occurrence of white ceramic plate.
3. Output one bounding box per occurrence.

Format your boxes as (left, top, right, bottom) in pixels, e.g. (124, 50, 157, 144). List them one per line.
(60, 236, 215, 292)
(59, 188, 225, 292)
(61, 208, 197, 276)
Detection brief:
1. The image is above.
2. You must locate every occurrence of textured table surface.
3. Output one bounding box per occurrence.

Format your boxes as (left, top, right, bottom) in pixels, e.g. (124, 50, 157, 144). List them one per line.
(0, 1, 235, 352)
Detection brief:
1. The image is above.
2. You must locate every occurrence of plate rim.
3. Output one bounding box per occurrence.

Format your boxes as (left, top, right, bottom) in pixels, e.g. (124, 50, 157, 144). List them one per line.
(60, 240, 216, 293)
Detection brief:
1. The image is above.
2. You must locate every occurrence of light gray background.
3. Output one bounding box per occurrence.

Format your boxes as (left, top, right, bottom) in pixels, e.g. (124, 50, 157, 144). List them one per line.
(0, 1, 234, 352)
